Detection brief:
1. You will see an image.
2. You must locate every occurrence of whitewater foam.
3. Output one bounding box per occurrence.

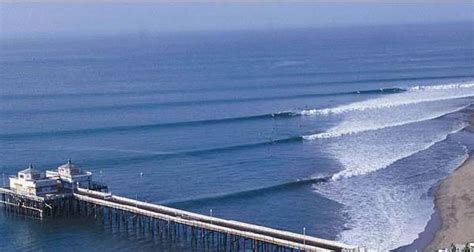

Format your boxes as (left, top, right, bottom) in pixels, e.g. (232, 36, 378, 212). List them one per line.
(301, 81, 474, 181)
(303, 104, 470, 140)
(315, 143, 470, 251)
(409, 82, 474, 91)
(300, 82, 474, 116)
(306, 81, 474, 250)
(330, 122, 468, 180)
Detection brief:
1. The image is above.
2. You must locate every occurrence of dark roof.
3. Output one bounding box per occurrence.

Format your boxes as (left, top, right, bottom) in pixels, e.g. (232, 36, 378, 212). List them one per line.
(58, 159, 81, 170)
(19, 164, 40, 175)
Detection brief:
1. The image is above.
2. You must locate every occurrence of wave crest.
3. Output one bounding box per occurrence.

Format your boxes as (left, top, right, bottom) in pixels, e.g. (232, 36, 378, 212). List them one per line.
(300, 82, 474, 116)
(163, 176, 330, 207)
(303, 104, 471, 140)
(409, 82, 474, 91)
(329, 120, 468, 181)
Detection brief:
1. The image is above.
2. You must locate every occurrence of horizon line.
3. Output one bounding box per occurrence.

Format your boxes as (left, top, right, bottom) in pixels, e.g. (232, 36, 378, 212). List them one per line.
(2, 20, 472, 40)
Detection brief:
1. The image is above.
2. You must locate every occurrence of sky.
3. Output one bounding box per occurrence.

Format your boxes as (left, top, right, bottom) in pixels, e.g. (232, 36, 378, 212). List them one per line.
(1, 2, 473, 38)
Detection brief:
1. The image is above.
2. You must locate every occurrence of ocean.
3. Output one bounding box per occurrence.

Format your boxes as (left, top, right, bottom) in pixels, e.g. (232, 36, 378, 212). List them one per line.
(1, 22, 473, 251)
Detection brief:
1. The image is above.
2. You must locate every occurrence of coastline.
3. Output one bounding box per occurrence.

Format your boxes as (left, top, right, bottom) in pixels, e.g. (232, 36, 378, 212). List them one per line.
(423, 105, 474, 251)
(394, 105, 474, 252)
(423, 152, 474, 251)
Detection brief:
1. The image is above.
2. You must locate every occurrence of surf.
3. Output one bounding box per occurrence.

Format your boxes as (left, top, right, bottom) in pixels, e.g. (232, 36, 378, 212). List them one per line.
(0, 86, 404, 140)
(3, 74, 469, 101)
(300, 82, 474, 116)
(162, 176, 330, 207)
(303, 103, 471, 140)
(0, 87, 405, 116)
(329, 122, 468, 180)
(301, 82, 474, 142)
(301, 82, 474, 180)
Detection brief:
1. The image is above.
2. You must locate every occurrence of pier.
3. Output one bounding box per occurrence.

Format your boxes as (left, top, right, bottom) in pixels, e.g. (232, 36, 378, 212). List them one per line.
(0, 162, 364, 252)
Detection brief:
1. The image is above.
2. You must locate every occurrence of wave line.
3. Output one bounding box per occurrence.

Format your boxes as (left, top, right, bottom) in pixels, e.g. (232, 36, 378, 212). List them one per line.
(0, 112, 298, 141)
(163, 176, 330, 207)
(0, 87, 405, 115)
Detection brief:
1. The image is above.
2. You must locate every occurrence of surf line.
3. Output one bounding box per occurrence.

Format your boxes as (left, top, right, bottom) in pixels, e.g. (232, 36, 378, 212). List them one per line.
(164, 176, 332, 206)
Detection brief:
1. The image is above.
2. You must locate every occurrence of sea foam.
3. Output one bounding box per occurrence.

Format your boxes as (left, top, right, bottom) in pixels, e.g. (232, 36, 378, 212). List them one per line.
(315, 143, 469, 251)
(302, 81, 474, 180)
(329, 121, 468, 180)
(303, 104, 470, 140)
(308, 81, 474, 249)
(299, 82, 474, 117)
(300, 82, 474, 141)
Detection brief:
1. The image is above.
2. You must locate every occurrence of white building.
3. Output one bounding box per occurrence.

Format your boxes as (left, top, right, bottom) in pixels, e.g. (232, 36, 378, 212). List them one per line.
(9, 160, 97, 196)
(9, 164, 58, 196)
(51, 160, 92, 190)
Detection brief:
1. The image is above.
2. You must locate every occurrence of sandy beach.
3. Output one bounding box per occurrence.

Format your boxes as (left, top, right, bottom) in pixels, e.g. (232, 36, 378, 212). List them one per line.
(425, 107, 474, 251)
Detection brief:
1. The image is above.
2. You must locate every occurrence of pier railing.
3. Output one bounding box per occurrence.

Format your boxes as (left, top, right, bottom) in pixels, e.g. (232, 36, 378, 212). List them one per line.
(1, 186, 366, 252)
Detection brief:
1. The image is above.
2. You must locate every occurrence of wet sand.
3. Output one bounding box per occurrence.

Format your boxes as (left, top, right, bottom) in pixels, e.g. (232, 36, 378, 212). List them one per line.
(424, 153, 474, 251)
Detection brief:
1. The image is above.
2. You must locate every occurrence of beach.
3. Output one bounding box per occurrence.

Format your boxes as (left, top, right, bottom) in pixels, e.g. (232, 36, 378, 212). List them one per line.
(1, 23, 474, 251)
(425, 107, 474, 251)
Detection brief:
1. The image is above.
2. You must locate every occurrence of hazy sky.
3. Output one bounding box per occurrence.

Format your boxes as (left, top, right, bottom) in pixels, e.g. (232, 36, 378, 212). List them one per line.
(1, 2, 473, 38)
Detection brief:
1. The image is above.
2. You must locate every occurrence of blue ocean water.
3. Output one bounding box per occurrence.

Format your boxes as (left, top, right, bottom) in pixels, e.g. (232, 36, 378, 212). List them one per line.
(1, 22, 474, 251)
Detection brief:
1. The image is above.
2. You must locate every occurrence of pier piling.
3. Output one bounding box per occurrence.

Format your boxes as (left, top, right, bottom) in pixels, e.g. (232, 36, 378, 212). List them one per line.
(0, 186, 364, 252)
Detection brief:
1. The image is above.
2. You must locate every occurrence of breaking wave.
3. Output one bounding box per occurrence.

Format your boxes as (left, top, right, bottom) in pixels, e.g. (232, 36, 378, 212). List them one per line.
(303, 104, 471, 140)
(301, 82, 474, 140)
(409, 82, 474, 91)
(5, 74, 470, 101)
(1, 87, 404, 115)
(0, 87, 404, 140)
(300, 82, 474, 116)
(329, 122, 468, 181)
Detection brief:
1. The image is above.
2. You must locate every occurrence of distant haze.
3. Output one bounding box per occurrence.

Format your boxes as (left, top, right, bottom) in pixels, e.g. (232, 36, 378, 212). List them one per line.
(1, 2, 473, 39)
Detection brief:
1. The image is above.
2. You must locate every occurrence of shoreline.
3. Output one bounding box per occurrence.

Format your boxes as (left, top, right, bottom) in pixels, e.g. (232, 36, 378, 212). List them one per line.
(424, 105, 474, 251)
(396, 105, 474, 252)
(423, 152, 474, 251)
(394, 184, 443, 252)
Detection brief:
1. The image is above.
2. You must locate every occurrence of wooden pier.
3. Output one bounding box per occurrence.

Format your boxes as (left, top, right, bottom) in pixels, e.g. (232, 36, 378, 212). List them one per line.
(0, 186, 364, 252)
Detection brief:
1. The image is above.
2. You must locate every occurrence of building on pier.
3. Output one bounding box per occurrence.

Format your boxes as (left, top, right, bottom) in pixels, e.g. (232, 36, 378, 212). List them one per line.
(9, 164, 58, 196)
(47, 160, 92, 190)
(9, 160, 102, 197)
(2, 161, 363, 251)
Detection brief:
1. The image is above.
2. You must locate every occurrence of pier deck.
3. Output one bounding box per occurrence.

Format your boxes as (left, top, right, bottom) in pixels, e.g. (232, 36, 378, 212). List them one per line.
(1, 186, 363, 251)
(75, 188, 358, 251)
